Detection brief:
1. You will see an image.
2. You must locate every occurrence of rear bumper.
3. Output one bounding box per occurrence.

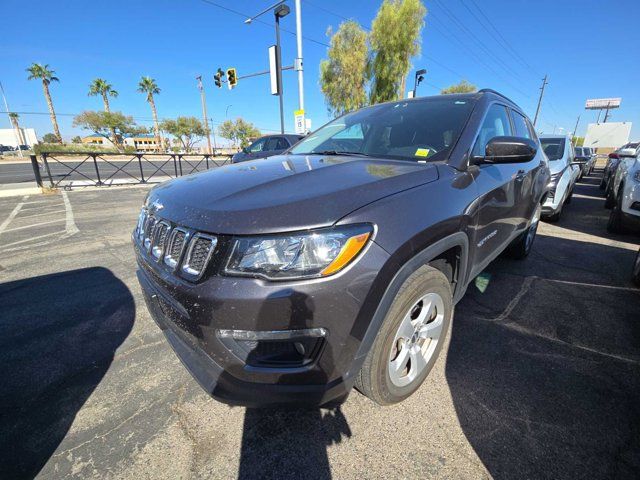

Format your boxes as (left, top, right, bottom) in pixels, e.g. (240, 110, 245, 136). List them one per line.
(135, 239, 390, 407)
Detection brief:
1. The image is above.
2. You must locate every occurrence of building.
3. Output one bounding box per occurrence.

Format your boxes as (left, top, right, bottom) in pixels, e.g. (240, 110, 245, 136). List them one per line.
(81, 135, 115, 147)
(123, 134, 162, 152)
(0, 127, 38, 148)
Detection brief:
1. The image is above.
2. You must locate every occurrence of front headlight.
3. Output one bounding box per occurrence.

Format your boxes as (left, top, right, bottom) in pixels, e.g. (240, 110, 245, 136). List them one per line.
(224, 224, 373, 280)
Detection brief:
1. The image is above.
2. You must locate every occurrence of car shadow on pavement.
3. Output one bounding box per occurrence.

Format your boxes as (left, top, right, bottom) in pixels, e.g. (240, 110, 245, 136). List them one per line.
(447, 235, 640, 479)
(237, 289, 352, 480)
(0, 267, 135, 479)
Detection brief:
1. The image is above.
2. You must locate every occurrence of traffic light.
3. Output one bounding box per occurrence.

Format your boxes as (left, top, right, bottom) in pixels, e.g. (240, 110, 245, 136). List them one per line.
(226, 68, 237, 89)
(213, 68, 225, 88)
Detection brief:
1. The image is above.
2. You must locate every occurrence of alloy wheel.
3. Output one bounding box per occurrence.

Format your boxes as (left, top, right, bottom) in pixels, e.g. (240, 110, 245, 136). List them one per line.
(388, 292, 445, 387)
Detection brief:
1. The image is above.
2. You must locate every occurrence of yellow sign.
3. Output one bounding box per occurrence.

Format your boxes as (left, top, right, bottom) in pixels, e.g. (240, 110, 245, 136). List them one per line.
(294, 109, 306, 134)
(415, 148, 430, 157)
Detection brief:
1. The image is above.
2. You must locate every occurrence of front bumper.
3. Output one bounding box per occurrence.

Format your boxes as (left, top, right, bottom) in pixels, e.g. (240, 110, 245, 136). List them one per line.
(135, 238, 389, 407)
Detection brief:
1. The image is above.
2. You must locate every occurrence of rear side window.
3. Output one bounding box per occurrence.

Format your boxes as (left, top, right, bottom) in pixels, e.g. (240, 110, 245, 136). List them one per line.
(275, 137, 289, 150)
(511, 111, 532, 139)
(472, 104, 513, 157)
(264, 137, 282, 151)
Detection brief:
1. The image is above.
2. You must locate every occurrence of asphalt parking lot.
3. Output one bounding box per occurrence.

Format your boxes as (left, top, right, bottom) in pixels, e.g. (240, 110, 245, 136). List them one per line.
(1, 169, 639, 479)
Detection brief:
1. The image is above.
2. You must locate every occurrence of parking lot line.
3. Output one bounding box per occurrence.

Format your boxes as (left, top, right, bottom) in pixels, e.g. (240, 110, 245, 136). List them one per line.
(4, 218, 65, 233)
(15, 209, 66, 220)
(0, 197, 27, 235)
(0, 231, 61, 249)
(62, 191, 79, 236)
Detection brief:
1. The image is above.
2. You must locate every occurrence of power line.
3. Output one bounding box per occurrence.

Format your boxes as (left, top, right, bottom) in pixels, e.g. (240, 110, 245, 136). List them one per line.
(302, 0, 355, 25)
(465, 0, 539, 77)
(199, 0, 330, 47)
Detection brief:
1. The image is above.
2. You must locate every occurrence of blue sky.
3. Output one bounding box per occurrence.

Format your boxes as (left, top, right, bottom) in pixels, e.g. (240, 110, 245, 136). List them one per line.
(2, 0, 639, 143)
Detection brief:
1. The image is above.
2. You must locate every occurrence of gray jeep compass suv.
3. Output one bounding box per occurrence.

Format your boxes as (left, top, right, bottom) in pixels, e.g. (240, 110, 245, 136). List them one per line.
(134, 90, 550, 407)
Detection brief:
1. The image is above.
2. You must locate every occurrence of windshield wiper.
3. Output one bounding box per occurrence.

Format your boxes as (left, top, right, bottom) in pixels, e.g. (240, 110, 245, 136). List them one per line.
(304, 150, 373, 157)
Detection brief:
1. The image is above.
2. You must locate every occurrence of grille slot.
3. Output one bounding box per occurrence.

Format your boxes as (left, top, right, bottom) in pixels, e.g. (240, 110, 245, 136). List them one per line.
(136, 208, 147, 239)
(182, 233, 217, 278)
(143, 216, 157, 250)
(164, 228, 188, 269)
(151, 222, 171, 260)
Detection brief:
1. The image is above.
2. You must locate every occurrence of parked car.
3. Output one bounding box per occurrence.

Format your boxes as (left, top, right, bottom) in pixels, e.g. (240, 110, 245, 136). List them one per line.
(539, 134, 580, 221)
(574, 146, 591, 178)
(0, 145, 14, 152)
(231, 134, 304, 163)
(134, 89, 549, 407)
(601, 143, 639, 191)
(605, 143, 640, 233)
(582, 146, 596, 174)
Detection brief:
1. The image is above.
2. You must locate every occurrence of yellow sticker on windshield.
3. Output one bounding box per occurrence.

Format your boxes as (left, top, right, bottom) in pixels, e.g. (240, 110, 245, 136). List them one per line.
(415, 148, 430, 157)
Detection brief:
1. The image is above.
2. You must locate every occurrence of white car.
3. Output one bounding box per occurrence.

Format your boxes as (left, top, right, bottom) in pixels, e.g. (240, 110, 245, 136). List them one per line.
(606, 143, 640, 233)
(539, 134, 580, 221)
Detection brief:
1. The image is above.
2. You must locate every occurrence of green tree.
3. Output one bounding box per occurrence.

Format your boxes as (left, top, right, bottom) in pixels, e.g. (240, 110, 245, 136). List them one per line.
(440, 80, 477, 94)
(72, 110, 138, 146)
(42, 133, 58, 143)
(319, 21, 369, 117)
(369, 0, 427, 104)
(218, 118, 260, 148)
(71, 135, 83, 144)
(26, 63, 62, 143)
(160, 116, 205, 153)
(572, 136, 585, 147)
(89, 78, 119, 146)
(137, 76, 164, 151)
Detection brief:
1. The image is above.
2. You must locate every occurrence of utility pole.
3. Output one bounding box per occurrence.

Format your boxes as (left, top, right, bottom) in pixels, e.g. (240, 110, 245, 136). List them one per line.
(294, 0, 304, 115)
(0, 81, 23, 158)
(533, 74, 548, 127)
(274, 5, 288, 134)
(196, 76, 213, 155)
(603, 101, 612, 123)
(572, 115, 580, 142)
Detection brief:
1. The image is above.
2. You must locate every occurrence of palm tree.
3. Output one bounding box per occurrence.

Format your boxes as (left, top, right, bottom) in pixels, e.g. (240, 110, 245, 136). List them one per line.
(8, 112, 26, 145)
(89, 78, 119, 147)
(26, 63, 62, 143)
(137, 76, 164, 151)
(88, 78, 118, 112)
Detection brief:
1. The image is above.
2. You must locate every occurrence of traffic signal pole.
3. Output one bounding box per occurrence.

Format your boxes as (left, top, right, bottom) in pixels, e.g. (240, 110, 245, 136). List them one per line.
(196, 76, 213, 155)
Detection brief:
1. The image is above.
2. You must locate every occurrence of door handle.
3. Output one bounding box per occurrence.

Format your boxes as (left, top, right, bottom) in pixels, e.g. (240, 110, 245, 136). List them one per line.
(515, 169, 526, 180)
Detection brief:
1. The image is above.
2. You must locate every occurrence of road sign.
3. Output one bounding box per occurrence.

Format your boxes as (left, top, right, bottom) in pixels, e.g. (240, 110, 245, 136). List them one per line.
(268, 46, 279, 95)
(294, 109, 305, 134)
(585, 98, 621, 109)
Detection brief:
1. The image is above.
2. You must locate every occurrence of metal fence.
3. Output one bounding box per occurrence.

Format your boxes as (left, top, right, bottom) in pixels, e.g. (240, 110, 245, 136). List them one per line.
(30, 152, 233, 189)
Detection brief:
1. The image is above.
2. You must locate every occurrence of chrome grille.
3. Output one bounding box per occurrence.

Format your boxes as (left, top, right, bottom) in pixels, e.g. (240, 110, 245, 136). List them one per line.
(182, 233, 218, 277)
(143, 216, 157, 250)
(164, 228, 187, 269)
(151, 222, 171, 259)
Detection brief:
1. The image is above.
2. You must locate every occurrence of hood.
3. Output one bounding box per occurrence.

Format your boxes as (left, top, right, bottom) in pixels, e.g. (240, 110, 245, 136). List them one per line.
(146, 154, 439, 235)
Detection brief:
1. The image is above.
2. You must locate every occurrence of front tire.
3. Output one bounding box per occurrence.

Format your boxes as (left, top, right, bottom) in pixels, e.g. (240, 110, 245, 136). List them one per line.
(355, 265, 452, 405)
(508, 203, 541, 259)
(607, 189, 627, 233)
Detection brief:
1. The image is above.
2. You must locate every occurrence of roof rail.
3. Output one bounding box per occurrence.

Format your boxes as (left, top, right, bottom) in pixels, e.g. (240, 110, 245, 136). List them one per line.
(478, 88, 517, 106)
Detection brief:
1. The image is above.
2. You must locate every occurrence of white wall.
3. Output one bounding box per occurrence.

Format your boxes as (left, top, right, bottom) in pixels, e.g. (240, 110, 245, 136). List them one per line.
(0, 128, 38, 147)
(583, 122, 632, 149)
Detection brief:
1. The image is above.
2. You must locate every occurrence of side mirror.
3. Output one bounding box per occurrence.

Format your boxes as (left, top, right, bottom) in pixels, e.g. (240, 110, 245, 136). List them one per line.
(474, 136, 537, 164)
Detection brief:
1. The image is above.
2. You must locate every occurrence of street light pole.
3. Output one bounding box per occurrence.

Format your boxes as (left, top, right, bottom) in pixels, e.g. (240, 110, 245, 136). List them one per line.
(273, 4, 290, 134)
(412, 69, 426, 98)
(294, 0, 304, 113)
(196, 76, 213, 155)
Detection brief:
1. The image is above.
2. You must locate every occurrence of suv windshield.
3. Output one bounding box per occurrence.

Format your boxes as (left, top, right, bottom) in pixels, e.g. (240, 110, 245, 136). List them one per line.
(289, 97, 476, 162)
(540, 138, 566, 161)
(575, 147, 583, 156)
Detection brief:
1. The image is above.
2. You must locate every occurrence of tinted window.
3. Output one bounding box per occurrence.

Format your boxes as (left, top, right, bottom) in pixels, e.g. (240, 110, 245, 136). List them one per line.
(511, 111, 532, 139)
(575, 147, 583, 155)
(289, 97, 475, 162)
(540, 138, 566, 161)
(472, 104, 513, 157)
(275, 137, 290, 150)
(263, 137, 281, 151)
(248, 138, 267, 153)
